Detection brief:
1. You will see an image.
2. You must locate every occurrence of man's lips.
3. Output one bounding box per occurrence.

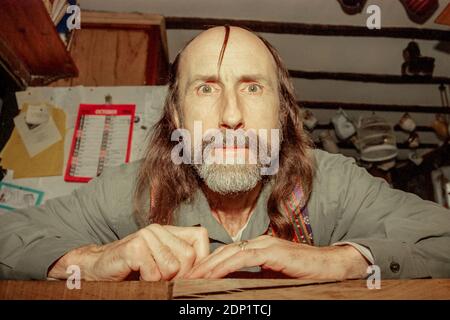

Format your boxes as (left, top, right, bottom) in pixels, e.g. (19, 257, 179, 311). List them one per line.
(210, 147, 249, 156)
(204, 146, 255, 164)
(217, 147, 248, 152)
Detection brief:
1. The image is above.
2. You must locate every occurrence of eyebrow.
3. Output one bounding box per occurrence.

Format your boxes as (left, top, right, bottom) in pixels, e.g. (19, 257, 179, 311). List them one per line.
(239, 74, 270, 83)
(187, 74, 220, 87)
(186, 73, 271, 88)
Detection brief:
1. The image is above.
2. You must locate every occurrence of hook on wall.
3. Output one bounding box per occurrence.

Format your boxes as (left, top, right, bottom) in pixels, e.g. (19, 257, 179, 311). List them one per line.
(105, 94, 112, 105)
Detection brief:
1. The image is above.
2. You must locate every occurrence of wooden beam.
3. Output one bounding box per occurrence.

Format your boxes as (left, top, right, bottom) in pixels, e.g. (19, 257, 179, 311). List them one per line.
(165, 17, 450, 41)
(315, 123, 435, 133)
(300, 101, 450, 114)
(81, 11, 165, 28)
(335, 141, 438, 149)
(290, 70, 450, 84)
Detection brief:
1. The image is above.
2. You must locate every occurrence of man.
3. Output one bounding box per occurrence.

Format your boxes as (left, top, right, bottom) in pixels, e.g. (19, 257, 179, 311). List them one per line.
(0, 26, 449, 281)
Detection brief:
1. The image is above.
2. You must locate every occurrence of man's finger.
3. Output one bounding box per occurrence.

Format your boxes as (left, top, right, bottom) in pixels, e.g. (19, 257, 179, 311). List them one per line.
(187, 237, 273, 279)
(164, 225, 210, 263)
(135, 255, 162, 282)
(148, 224, 196, 279)
(208, 248, 270, 279)
(121, 239, 161, 281)
(187, 243, 241, 279)
(139, 228, 181, 280)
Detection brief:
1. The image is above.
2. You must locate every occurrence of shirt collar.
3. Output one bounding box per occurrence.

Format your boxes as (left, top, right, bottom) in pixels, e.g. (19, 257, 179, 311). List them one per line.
(173, 182, 272, 244)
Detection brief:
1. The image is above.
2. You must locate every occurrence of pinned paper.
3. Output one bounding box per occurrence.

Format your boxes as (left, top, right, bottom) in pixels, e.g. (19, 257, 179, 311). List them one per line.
(25, 104, 50, 125)
(14, 109, 62, 158)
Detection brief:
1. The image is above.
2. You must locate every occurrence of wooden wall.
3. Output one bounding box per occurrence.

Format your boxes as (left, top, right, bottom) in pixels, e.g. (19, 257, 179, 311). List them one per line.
(51, 11, 169, 86)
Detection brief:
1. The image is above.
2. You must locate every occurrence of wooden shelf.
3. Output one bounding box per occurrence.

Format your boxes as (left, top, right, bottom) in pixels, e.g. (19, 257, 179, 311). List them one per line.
(0, 0, 78, 87)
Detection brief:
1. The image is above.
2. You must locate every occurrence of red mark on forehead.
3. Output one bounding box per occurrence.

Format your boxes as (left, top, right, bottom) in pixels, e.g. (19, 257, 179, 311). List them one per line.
(217, 25, 230, 75)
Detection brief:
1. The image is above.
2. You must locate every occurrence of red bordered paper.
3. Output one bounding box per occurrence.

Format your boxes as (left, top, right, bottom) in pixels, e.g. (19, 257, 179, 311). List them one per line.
(64, 104, 136, 183)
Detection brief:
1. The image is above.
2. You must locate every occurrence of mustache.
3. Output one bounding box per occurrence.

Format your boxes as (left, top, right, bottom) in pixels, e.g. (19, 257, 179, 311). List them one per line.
(201, 131, 266, 151)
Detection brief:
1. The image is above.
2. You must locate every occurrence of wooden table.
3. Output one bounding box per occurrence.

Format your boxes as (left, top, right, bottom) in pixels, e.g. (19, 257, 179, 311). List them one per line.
(1, 279, 449, 300)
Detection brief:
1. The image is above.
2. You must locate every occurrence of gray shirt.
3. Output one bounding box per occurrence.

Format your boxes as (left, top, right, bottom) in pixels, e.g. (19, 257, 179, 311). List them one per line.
(1, 149, 449, 279)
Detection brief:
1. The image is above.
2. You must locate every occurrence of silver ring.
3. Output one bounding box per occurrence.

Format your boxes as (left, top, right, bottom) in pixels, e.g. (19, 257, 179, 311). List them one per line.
(238, 240, 249, 251)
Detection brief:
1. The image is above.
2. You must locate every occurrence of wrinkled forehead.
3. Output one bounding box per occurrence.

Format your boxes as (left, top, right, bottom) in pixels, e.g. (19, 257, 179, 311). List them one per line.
(178, 27, 278, 86)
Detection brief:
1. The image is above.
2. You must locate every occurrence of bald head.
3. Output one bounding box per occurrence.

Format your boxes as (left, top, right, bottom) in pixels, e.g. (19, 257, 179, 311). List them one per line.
(180, 26, 276, 74)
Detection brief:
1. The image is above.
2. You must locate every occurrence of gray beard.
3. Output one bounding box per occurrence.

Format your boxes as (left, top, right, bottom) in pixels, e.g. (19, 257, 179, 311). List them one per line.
(194, 163, 262, 195)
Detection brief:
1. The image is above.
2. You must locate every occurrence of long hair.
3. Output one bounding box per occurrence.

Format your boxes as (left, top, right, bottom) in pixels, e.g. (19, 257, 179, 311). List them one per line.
(133, 26, 315, 240)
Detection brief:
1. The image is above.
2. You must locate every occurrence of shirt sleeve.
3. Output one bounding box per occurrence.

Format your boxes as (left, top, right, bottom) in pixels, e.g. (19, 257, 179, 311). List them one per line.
(326, 153, 450, 279)
(332, 241, 375, 264)
(0, 163, 139, 280)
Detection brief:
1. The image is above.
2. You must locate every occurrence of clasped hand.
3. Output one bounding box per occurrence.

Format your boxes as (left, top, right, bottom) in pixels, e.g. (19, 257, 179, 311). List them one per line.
(53, 224, 368, 281)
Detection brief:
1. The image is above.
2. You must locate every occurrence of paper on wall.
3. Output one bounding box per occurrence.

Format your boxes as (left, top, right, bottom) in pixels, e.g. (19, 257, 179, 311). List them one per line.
(25, 104, 50, 125)
(14, 110, 62, 158)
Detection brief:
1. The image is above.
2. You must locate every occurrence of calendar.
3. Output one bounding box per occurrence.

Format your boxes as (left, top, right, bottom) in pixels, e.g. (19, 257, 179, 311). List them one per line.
(64, 104, 135, 183)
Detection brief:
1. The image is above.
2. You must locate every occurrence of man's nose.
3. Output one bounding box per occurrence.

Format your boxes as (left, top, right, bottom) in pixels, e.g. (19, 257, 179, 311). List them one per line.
(219, 89, 244, 130)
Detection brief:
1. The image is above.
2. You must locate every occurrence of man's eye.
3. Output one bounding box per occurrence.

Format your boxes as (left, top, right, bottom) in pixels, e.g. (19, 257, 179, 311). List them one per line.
(246, 84, 262, 94)
(198, 84, 215, 95)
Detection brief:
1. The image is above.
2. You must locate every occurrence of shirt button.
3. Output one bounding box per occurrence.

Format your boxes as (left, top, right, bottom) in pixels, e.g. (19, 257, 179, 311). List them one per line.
(390, 262, 401, 273)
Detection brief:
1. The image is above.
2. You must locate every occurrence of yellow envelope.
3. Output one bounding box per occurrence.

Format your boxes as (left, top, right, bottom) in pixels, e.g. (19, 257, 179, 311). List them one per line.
(0, 103, 66, 178)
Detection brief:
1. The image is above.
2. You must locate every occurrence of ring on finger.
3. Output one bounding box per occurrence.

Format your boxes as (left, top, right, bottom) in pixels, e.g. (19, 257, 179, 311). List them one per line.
(238, 240, 249, 251)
